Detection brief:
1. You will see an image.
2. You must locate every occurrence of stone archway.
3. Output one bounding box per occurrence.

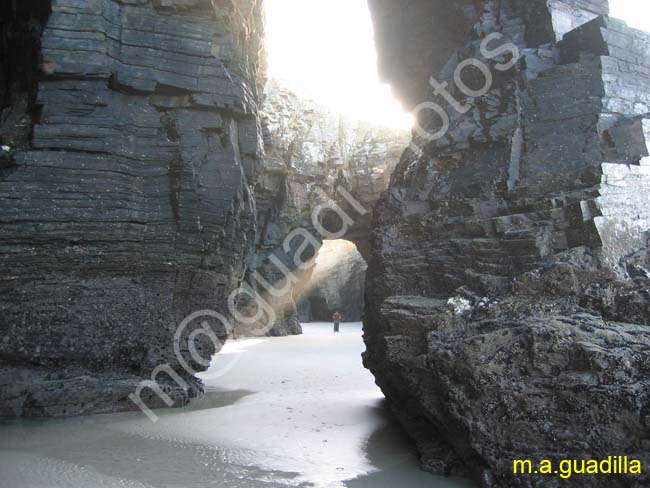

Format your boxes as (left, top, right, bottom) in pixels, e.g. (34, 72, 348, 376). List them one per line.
(295, 239, 367, 323)
(231, 81, 408, 336)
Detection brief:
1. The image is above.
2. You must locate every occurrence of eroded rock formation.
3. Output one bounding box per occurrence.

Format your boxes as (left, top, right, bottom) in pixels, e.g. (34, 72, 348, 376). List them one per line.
(0, 3, 405, 415)
(365, 0, 650, 486)
(0, 0, 265, 416)
(234, 80, 407, 335)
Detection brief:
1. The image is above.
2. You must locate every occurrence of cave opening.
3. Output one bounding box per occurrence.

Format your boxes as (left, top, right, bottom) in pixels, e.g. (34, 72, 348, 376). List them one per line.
(295, 239, 368, 324)
(0, 0, 51, 170)
(243, 0, 412, 339)
(4, 0, 650, 487)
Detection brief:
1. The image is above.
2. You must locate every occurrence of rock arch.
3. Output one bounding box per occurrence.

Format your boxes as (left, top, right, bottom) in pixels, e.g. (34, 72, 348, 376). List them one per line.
(233, 81, 408, 336)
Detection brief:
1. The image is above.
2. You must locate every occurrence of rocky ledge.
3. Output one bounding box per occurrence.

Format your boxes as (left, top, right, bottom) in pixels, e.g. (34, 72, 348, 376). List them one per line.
(365, 0, 650, 486)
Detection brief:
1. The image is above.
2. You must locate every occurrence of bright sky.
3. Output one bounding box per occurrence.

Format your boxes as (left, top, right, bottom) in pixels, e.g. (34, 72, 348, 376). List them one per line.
(610, 0, 650, 30)
(264, 0, 413, 130)
(265, 1, 649, 131)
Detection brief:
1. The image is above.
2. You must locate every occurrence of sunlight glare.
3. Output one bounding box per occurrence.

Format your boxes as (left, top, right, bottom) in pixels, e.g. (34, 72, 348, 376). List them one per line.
(264, 0, 413, 130)
(609, 0, 650, 31)
(264, 1, 649, 131)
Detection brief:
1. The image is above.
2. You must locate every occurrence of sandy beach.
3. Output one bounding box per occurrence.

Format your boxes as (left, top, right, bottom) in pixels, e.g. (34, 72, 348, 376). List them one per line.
(0, 323, 472, 488)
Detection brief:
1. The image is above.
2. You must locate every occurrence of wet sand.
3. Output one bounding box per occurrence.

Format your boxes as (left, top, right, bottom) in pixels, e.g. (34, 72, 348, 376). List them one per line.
(0, 322, 473, 488)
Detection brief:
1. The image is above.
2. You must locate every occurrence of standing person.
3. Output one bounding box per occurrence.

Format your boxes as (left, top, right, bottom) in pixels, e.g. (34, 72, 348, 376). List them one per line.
(332, 311, 342, 333)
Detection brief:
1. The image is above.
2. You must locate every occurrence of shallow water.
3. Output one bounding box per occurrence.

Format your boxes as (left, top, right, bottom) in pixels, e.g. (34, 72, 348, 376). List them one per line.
(0, 323, 473, 488)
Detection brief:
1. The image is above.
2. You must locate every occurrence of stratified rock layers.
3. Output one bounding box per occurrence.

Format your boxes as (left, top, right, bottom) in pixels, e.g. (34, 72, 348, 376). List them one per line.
(365, 0, 650, 486)
(0, 0, 265, 416)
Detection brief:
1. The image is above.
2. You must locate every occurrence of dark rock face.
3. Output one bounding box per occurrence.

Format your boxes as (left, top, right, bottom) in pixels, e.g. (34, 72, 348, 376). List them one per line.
(0, 0, 265, 416)
(368, 0, 481, 111)
(369, 0, 610, 111)
(0, 0, 52, 156)
(365, 0, 650, 486)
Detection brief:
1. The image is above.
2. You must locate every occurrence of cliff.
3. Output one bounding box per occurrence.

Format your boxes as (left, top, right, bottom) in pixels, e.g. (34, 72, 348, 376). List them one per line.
(365, 0, 650, 486)
(0, 0, 265, 416)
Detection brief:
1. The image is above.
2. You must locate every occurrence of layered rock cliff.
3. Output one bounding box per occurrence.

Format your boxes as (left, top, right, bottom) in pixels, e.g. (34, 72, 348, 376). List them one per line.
(365, 0, 650, 486)
(0, 0, 265, 416)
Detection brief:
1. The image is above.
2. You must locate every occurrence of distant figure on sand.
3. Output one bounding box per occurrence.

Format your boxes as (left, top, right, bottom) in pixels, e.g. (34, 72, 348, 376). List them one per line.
(332, 311, 342, 333)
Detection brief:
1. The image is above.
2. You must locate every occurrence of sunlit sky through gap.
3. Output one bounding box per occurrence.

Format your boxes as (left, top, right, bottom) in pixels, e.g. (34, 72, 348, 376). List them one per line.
(610, 0, 650, 31)
(264, 0, 650, 131)
(264, 0, 413, 130)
